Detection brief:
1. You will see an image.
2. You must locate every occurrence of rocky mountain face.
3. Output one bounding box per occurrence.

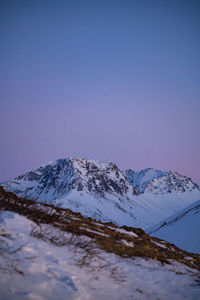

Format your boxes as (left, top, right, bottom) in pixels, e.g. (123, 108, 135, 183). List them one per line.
(124, 168, 199, 194)
(2, 158, 138, 202)
(1, 158, 200, 229)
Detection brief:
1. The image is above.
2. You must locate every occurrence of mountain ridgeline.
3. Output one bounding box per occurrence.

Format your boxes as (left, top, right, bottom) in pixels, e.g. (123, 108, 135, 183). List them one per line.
(148, 200, 200, 254)
(1, 158, 200, 229)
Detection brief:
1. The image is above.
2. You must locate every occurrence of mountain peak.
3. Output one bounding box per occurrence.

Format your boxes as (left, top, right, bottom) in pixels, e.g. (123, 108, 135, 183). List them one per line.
(1, 157, 200, 229)
(124, 168, 199, 194)
(3, 156, 138, 202)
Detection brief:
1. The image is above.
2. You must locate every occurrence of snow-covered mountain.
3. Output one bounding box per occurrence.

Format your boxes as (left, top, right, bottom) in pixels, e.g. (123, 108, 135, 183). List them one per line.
(1, 158, 200, 229)
(148, 200, 200, 254)
(124, 168, 199, 194)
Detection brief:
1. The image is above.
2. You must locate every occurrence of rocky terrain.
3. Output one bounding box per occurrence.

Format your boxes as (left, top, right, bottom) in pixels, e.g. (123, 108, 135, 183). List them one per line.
(124, 167, 200, 194)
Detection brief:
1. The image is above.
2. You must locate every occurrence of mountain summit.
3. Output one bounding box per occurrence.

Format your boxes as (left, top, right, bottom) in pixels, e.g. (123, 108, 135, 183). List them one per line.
(2, 158, 138, 202)
(124, 167, 199, 194)
(1, 157, 200, 229)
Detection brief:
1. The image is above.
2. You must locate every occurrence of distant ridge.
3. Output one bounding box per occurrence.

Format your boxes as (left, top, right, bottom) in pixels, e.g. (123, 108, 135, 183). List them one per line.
(148, 200, 200, 254)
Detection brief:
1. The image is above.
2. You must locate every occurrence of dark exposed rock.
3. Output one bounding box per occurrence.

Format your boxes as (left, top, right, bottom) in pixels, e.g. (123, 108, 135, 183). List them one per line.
(77, 183, 83, 191)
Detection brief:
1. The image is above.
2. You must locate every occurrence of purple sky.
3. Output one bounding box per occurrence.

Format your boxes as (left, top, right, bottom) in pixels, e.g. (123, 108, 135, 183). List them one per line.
(1, 0, 200, 183)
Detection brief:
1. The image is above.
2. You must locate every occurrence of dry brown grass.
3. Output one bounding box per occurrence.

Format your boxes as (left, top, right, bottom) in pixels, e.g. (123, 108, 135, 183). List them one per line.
(0, 186, 200, 271)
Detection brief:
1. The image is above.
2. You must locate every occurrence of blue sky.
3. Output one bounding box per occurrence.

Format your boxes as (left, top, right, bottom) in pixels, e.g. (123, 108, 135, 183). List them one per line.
(0, 0, 200, 182)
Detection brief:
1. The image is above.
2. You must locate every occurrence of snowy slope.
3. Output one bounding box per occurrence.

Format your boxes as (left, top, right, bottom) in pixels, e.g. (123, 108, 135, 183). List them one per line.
(148, 200, 200, 254)
(124, 168, 199, 194)
(1, 205, 200, 299)
(1, 158, 137, 202)
(1, 158, 200, 230)
(124, 168, 168, 192)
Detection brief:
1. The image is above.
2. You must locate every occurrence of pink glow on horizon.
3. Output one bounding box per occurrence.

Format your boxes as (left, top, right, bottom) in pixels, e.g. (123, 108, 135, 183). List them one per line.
(0, 0, 199, 183)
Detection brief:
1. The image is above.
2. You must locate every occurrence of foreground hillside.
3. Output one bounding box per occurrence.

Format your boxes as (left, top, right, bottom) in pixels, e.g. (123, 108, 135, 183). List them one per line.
(148, 200, 200, 254)
(1, 157, 200, 229)
(0, 187, 200, 299)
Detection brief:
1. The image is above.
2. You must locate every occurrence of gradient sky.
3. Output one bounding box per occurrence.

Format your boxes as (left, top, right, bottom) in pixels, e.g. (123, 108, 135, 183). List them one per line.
(0, 0, 200, 183)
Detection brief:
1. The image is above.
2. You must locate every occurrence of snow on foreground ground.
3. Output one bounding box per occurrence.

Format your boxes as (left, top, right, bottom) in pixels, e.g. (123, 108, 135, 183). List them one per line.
(0, 211, 200, 300)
